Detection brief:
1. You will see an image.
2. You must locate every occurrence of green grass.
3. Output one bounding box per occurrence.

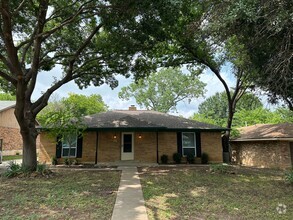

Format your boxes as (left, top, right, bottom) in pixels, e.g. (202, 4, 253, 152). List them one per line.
(2, 155, 22, 161)
(139, 166, 293, 220)
(0, 170, 120, 220)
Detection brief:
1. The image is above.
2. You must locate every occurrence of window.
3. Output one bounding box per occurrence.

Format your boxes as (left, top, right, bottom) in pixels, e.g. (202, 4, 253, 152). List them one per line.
(182, 132, 196, 156)
(62, 133, 77, 158)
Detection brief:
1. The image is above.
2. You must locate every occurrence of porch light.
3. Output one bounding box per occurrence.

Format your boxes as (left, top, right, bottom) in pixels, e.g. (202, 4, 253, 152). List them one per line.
(138, 134, 142, 139)
(113, 134, 117, 139)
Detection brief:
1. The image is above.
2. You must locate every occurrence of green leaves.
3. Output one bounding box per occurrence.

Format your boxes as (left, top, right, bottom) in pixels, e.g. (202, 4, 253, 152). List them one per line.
(119, 67, 206, 113)
(37, 93, 107, 136)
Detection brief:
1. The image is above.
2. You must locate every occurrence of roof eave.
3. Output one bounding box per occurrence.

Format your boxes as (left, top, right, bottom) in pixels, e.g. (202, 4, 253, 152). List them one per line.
(231, 137, 293, 142)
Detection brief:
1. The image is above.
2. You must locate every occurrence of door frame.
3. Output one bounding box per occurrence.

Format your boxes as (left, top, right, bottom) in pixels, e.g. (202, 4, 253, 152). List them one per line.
(121, 132, 134, 160)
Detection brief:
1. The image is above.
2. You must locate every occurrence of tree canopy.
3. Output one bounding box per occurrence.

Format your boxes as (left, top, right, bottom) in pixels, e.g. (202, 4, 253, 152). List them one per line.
(0, 91, 15, 100)
(37, 93, 107, 137)
(209, 0, 293, 109)
(118, 68, 206, 113)
(194, 91, 263, 127)
(0, 0, 164, 169)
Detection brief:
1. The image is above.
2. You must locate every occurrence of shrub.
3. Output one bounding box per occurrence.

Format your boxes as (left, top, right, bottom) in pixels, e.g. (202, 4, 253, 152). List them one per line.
(2, 161, 30, 178)
(72, 159, 79, 165)
(186, 153, 195, 164)
(173, 153, 182, 164)
(3, 161, 22, 178)
(64, 158, 72, 165)
(201, 152, 209, 164)
(285, 169, 293, 184)
(36, 163, 47, 174)
(209, 163, 229, 174)
(51, 156, 58, 165)
(161, 154, 168, 164)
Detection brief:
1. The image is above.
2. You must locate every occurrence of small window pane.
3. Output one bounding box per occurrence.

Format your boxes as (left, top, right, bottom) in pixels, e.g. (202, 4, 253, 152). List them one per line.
(182, 133, 195, 147)
(62, 133, 77, 158)
(183, 148, 195, 156)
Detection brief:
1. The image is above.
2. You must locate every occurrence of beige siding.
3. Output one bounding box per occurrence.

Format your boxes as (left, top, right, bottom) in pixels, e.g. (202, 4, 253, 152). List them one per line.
(231, 141, 292, 169)
(0, 108, 19, 128)
(201, 132, 223, 163)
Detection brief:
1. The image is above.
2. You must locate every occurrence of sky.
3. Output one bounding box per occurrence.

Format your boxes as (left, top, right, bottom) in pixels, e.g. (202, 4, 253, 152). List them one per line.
(32, 64, 275, 118)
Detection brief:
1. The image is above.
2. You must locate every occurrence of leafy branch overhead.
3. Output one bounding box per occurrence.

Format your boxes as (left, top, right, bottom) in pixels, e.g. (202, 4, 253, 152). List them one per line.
(118, 68, 206, 113)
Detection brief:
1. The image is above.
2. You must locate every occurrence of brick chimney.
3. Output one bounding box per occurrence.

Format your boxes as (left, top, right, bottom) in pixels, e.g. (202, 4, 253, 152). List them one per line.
(128, 105, 137, 111)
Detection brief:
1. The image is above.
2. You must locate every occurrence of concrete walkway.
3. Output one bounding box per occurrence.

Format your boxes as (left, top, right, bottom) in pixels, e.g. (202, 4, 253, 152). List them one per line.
(111, 166, 148, 220)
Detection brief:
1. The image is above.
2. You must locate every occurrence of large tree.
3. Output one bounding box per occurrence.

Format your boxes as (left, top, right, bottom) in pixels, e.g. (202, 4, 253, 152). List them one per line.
(118, 68, 206, 113)
(0, 0, 159, 170)
(209, 0, 293, 110)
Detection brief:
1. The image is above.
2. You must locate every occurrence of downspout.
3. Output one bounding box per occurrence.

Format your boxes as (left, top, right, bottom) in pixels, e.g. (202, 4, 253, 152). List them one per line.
(95, 132, 99, 164)
(156, 131, 159, 164)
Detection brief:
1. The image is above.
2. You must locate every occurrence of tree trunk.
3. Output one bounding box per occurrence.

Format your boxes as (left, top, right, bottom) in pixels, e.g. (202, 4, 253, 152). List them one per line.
(15, 100, 39, 170)
(21, 129, 38, 170)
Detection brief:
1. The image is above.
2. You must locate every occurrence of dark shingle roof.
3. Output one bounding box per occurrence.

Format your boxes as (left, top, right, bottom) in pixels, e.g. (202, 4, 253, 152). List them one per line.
(83, 110, 225, 131)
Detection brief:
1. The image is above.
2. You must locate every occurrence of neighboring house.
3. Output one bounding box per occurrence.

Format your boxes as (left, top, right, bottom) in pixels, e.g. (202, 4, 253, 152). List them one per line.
(0, 101, 23, 153)
(39, 106, 226, 164)
(231, 123, 293, 169)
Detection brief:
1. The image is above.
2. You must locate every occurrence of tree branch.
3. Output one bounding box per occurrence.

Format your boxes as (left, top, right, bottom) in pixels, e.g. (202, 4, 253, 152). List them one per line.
(25, 0, 49, 99)
(0, 0, 22, 77)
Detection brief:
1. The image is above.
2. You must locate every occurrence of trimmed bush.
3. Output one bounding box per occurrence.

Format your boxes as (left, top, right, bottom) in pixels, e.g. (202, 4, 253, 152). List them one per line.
(173, 153, 182, 164)
(161, 154, 168, 164)
(201, 152, 209, 164)
(64, 158, 72, 165)
(186, 153, 195, 164)
(51, 156, 58, 165)
(285, 169, 293, 184)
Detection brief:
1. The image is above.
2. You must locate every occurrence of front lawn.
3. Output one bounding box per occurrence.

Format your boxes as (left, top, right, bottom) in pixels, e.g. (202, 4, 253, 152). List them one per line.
(2, 155, 22, 161)
(139, 166, 293, 219)
(0, 170, 120, 220)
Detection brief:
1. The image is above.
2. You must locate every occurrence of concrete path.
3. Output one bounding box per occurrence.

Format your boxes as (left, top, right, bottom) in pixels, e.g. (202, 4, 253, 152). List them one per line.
(111, 166, 148, 220)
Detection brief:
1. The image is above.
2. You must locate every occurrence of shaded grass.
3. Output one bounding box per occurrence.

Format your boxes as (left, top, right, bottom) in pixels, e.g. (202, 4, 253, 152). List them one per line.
(0, 170, 120, 220)
(2, 155, 22, 161)
(139, 166, 293, 220)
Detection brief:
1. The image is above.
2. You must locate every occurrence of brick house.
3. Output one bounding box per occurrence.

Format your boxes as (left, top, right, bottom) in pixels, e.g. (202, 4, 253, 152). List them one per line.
(231, 123, 293, 169)
(39, 106, 226, 164)
(0, 101, 23, 154)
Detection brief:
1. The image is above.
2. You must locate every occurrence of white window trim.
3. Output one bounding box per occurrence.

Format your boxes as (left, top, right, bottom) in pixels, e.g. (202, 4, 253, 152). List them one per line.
(61, 133, 78, 158)
(182, 132, 196, 157)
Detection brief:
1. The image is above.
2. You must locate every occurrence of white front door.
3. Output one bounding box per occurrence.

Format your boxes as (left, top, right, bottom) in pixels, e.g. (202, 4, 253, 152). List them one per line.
(121, 132, 134, 160)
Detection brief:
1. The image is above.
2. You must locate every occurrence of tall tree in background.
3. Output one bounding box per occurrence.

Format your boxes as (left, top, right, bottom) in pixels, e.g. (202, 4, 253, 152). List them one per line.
(193, 92, 263, 127)
(37, 93, 107, 137)
(119, 68, 206, 113)
(0, 0, 160, 170)
(0, 91, 15, 100)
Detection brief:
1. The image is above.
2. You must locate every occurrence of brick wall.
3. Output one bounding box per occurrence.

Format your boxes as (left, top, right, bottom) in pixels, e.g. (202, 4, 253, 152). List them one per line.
(98, 131, 120, 162)
(39, 130, 224, 164)
(39, 133, 55, 163)
(135, 132, 157, 162)
(158, 132, 177, 163)
(0, 127, 23, 151)
(231, 141, 292, 169)
(201, 132, 223, 163)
